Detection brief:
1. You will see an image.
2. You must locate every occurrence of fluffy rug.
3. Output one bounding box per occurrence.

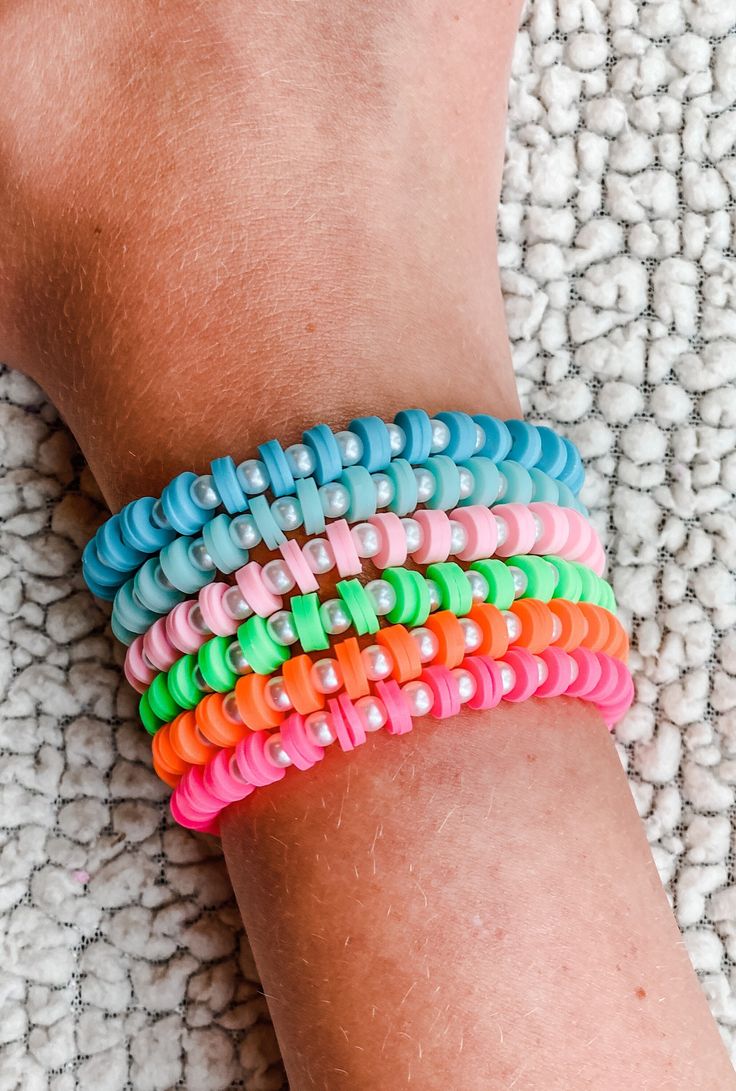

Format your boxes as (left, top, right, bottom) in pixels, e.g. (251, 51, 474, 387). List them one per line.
(2, 1, 736, 1086)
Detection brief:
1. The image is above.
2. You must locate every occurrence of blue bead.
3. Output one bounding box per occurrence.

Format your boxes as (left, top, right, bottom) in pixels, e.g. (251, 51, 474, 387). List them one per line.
(120, 497, 175, 553)
(348, 416, 392, 473)
(113, 581, 159, 635)
(385, 458, 418, 516)
(258, 440, 295, 498)
(340, 466, 377, 521)
(160, 537, 216, 595)
(394, 409, 432, 464)
(529, 467, 560, 504)
(97, 515, 147, 573)
(82, 540, 124, 596)
(161, 472, 209, 536)
(434, 412, 477, 461)
(424, 455, 461, 510)
(203, 514, 249, 574)
(211, 456, 248, 514)
(559, 438, 585, 493)
(134, 558, 184, 613)
(296, 476, 325, 535)
(82, 565, 118, 602)
(249, 495, 286, 550)
(303, 424, 342, 486)
(535, 426, 568, 478)
(555, 481, 578, 510)
(472, 415, 512, 462)
(505, 420, 543, 468)
(459, 457, 500, 508)
(497, 460, 534, 504)
(110, 612, 137, 647)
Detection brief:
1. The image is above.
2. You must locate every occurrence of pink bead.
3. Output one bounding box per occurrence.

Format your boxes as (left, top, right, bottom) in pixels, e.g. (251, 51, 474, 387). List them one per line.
(281, 713, 324, 769)
(558, 510, 596, 565)
(600, 671, 635, 728)
(421, 665, 461, 719)
(165, 602, 205, 656)
(170, 791, 221, 832)
(494, 504, 537, 557)
(369, 513, 408, 569)
(177, 765, 223, 815)
(376, 679, 412, 735)
(202, 748, 255, 804)
(462, 655, 503, 710)
(412, 510, 452, 564)
(535, 647, 575, 698)
(144, 617, 179, 670)
(326, 518, 362, 576)
(448, 505, 498, 562)
(236, 562, 282, 617)
(279, 539, 319, 593)
(586, 653, 621, 706)
(585, 540, 606, 577)
(337, 694, 367, 748)
(565, 648, 602, 698)
(502, 648, 539, 702)
(328, 697, 355, 752)
(124, 638, 154, 693)
(528, 502, 570, 556)
(200, 582, 240, 636)
(235, 731, 286, 786)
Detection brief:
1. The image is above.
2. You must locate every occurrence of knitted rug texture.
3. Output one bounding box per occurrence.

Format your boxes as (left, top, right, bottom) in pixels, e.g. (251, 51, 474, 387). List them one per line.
(2, 1, 736, 1087)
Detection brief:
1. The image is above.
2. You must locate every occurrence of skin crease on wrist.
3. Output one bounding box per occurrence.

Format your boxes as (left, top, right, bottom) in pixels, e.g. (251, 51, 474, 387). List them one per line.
(0, 2, 734, 1088)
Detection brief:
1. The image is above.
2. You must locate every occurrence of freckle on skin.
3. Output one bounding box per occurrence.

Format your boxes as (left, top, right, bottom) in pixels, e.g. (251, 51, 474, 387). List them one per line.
(635, 986, 647, 1000)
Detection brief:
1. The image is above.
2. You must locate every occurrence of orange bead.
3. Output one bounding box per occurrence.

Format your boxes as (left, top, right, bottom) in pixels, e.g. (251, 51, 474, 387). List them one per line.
(508, 598, 554, 654)
(577, 603, 613, 652)
(424, 610, 466, 669)
(169, 709, 217, 765)
(235, 673, 284, 730)
(546, 599, 587, 652)
(335, 637, 370, 698)
(196, 692, 245, 748)
(282, 654, 324, 714)
(152, 721, 189, 775)
(468, 603, 509, 658)
(152, 750, 181, 789)
(376, 625, 422, 683)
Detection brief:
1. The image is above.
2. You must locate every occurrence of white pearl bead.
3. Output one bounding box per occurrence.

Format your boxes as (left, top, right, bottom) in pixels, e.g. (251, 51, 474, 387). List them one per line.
(236, 458, 270, 494)
(466, 570, 489, 603)
(551, 614, 562, 642)
(229, 514, 261, 550)
(271, 497, 303, 532)
(319, 481, 350, 518)
(459, 617, 483, 653)
(285, 443, 317, 478)
(373, 472, 395, 508)
(193, 665, 213, 692)
(474, 423, 485, 452)
(402, 680, 434, 717)
(335, 430, 363, 466)
(229, 754, 249, 782)
(401, 517, 424, 554)
(568, 657, 579, 682)
(320, 599, 352, 635)
(426, 579, 441, 611)
(503, 611, 522, 642)
(365, 579, 397, 616)
(500, 663, 516, 695)
(262, 559, 296, 595)
(458, 467, 474, 500)
(265, 733, 293, 768)
(154, 565, 173, 590)
(387, 422, 406, 455)
(223, 585, 253, 620)
(496, 473, 507, 500)
(509, 566, 527, 596)
(547, 561, 560, 589)
(311, 658, 343, 694)
(414, 467, 436, 504)
(429, 418, 450, 453)
(361, 644, 394, 681)
(532, 513, 545, 543)
(449, 520, 468, 555)
(151, 499, 169, 528)
(494, 516, 508, 546)
(411, 626, 439, 663)
(188, 603, 211, 635)
(305, 710, 336, 747)
(189, 540, 215, 571)
(265, 676, 293, 712)
(190, 474, 221, 509)
(222, 692, 243, 723)
(452, 667, 477, 704)
(352, 522, 380, 558)
(267, 610, 299, 646)
(226, 642, 251, 674)
(303, 537, 335, 574)
(535, 656, 548, 686)
(355, 695, 387, 733)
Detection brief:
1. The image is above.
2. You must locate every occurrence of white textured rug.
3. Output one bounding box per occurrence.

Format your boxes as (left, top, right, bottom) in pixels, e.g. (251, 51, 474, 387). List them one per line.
(2, 2, 736, 1087)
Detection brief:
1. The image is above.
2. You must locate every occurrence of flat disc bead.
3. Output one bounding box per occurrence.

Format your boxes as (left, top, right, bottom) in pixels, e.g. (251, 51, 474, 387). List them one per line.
(458, 458, 500, 508)
(412, 509, 452, 564)
(124, 640, 154, 692)
(291, 593, 330, 651)
(238, 615, 290, 674)
(375, 624, 420, 682)
(559, 437, 585, 493)
(426, 562, 473, 615)
(508, 599, 555, 653)
(586, 652, 622, 705)
(505, 420, 543, 469)
(328, 697, 357, 751)
(119, 496, 176, 553)
(258, 439, 295, 497)
(448, 505, 498, 562)
(203, 514, 249, 574)
(462, 655, 503, 710)
(339, 465, 377, 521)
(133, 558, 181, 614)
(368, 512, 407, 568)
(422, 455, 461, 510)
(170, 791, 221, 833)
(236, 731, 287, 785)
(375, 678, 412, 735)
(469, 559, 515, 610)
(497, 461, 534, 504)
(303, 423, 342, 486)
(501, 648, 539, 702)
(394, 409, 432, 463)
(535, 427, 568, 478)
(348, 416, 392, 473)
(82, 541, 124, 600)
(527, 502, 570, 555)
(560, 509, 597, 563)
(337, 694, 367, 748)
(535, 646, 575, 698)
(337, 579, 379, 636)
(114, 581, 160, 634)
(138, 691, 163, 735)
(235, 672, 285, 730)
(111, 613, 138, 646)
(383, 568, 431, 626)
(161, 472, 209, 536)
(248, 495, 286, 550)
(335, 637, 371, 699)
(424, 610, 467, 668)
(199, 582, 240, 636)
(280, 713, 324, 769)
(421, 665, 461, 719)
(566, 648, 603, 698)
(198, 636, 238, 692)
(472, 414, 512, 461)
(504, 555, 557, 602)
(236, 562, 282, 617)
(196, 693, 245, 748)
(147, 672, 179, 722)
(385, 458, 419, 516)
(203, 748, 255, 804)
(326, 519, 362, 576)
(529, 467, 560, 504)
(296, 476, 326, 534)
(282, 655, 324, 714)
(468, 603, 510, 658)
(97, 514, 147, 573)
(145, 616, 180, 668)
(544, 557, 582, 602)
(162, 602, 202, 655)
(434, 411, 477, 461)
(493, 504, 537, 557)
(578, 604, 616, 654)
(211, 456, 248, 514)
(160, 537, 215, 595)
(279, 539, 319, 594)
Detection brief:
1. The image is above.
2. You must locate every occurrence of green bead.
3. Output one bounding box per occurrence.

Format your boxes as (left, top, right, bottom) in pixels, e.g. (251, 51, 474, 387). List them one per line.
(337, 579, 379, 635)
(505, 555, 557, 603)
(470, 559, 515, 611)
(598, 577, 617, 613)
(384, 567, 431, 626)
(543, 556, 582, 602)
(292, 593, 329, 651)
(573, 562, 599, 604)
(147, 672, 179, 722)
(139, 690, 163, 736)
(167, 654, 200, 710)
(238, 615, 290, 675)
(198, 636, 238, 692)
(426, 561, 472, 615)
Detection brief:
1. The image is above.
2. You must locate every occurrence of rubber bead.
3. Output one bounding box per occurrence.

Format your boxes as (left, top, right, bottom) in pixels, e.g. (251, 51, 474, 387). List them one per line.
(203, 748, 254, 804)
(97, 515, 147, 572)
(349, 416, 392, 472)
(199, 582, 240, 636)
(111, 613, 138, 648)
(170, 710, 216, 765)
(459, 457, 500, 508)
(423, 455, 461, 510)
(544, 556, 582, 602)
(162, 601, 202, 655)
(124, 640, 154, 692)
(535, 426, 568, 478)
(560, 510, 596, 564)
(161, 472, 208, 536)
(528, 502, 570, 555)
(425, 610, 466, 668)
(536, 646, 575, 698)
(303, 423, 342, 486)
(120, 496, 176, 553)
(497, 460, 534, 504)
(236, 562, 282, 617)
(160, 537, 215, 595)
(449, 505, 498, 562)
(211, 455, 248, 514)
(139, 691, 163, 735)
(421, 664, 460, 719)
(134, 558, 182, 614)
(236, 731, 286, 786)
(337, 693, 367, 748)
(82, 543, 122, 600)
(434, 411, 477, 461)
(282, 654, 324, 714)
(375, 625, 422, 683)
(153, 723, 188, 776)
(508, 599, 554, 653)
(170, 792, 220, 833)
(280, 539, 319, 593)
(259, 439, 295, 497)
(494, 503, 537, 557)
(426, 561, 472, 615)
(468, 603, 510, 658)
(337, 579, 379, 635)
(292, 592, 330, 651)
(328, 696, 356, 751)
(340, 465, 377, 521)
(577, 603, 614, 653)
(470, 559, 515, 611)
(547, 599, 588, 652)
(376, 678, 413, 735)
(175, 771, 221, 817)
(472, 415, 512, 462)
(505, 420, 543, 469)
(385, 458, 419, 516)
(296, 475, 326, 534)
(559, 437, 585, 493)
(502, 648, 539, 702)
(144, 616, 179, 668)
(249, 494, 286, 549)
(114, 581, 159, 634)
(384, 568, 431, 626)
(566, 648, 602, 698)
(463, 654, 503, 710)
(335, 637, 370, 698)
(148, 672, 180, 722)
(504, 555, 557, 602)
(607, 622, 629, 662)
(555, 480, 579, 511)
(235, 672, 284, 730)
(326, 519, 362, 576)
(572, 561, 600, 605)
(412, 509, 452, 565)
(597, 576, 617, 613)
(369, 513, 408, 568)
(529, 467, 560, 504)
(281, 712, 324, 769)
(586, 652, 621, 706)
(152, 760, 180, 796)
(394, 409, 432, 463)
(197, 692, 245, 748)
(167, 654, 201, 710)
(238, 615, 290, 674)
(203, 514, 249, 574)
(198, 635, 238, 693)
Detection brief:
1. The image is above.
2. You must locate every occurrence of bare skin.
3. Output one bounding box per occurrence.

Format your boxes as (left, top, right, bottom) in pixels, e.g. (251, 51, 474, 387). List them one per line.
(0, 2, 733, 1088)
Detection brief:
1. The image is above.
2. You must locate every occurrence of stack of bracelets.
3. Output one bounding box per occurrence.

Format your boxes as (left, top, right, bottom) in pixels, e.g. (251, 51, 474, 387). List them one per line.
(83, 410, 634, 836)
